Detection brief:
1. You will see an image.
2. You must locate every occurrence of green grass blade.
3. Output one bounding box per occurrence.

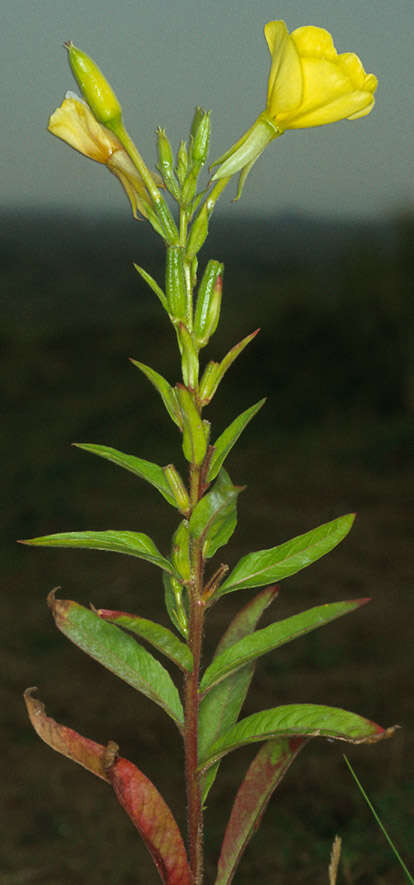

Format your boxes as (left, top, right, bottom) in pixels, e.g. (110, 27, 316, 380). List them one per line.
(344, 755, 413, 884)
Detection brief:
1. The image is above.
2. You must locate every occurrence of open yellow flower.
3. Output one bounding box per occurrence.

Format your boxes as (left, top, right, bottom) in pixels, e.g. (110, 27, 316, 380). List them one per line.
(212, 20, 378, 186)
(265, 21, 377, 129)
(48, 93, 154, 218)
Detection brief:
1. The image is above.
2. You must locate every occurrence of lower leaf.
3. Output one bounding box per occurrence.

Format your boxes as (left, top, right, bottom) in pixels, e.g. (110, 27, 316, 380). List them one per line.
(215, 736, 308, 885)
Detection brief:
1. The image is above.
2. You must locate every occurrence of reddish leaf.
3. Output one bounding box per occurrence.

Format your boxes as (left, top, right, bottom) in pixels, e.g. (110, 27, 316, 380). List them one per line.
(215, 737, 307, 885)
(24, 689, 192, 885)
(107, 756, 192, 885)
(24, 687, 110, 781)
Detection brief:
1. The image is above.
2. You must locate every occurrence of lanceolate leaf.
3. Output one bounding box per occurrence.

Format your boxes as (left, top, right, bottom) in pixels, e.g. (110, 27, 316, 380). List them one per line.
(217, 513, 356, 596)
(97, 609, 193, 672)
(21, 530, 175, 575)
(200, 598, 369, 694)
(189, 469, 243, 560)
(24, 690, 191, 885)
(108, 755, 191, 885)
(207, 399, 266, 482)
(199, 585, 279, 802)
(130, 358, 182, 428)
(73, 443, 177, 507)
(199, 704, 394, 771)
(215, 737, 308, 885)
(24, 687, 110, 781)
(48, 592, 184, 730)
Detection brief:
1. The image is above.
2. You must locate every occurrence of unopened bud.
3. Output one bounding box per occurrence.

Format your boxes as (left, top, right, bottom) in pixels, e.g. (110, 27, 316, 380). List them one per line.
(194, 260, 223, 347)
(65, 42, 122, 129)
(157, 128, 181, 200)
(190, 107, 211, 167)
(163, 465, 191, 515)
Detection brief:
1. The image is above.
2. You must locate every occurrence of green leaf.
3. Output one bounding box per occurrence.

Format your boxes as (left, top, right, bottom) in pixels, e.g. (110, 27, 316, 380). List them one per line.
(199, 585, 279, 802)
(97, 608, 193, 672)
(21, 530, 175, 574)
(163, 572, 189, 639)
(129, 359, 182, 428)
(73, 443, 177, 507)
(208, 399, 266, 482)
(133, 263, 169, 312)
(189, 469, 242, 560)
(217, 513, 356, 596)
(199, 329, 260, 406)
(48, 593, 184, 729)
(201, 598, 369, 694)
(199, 704, 389, 771)
(215, 736, 307, 885)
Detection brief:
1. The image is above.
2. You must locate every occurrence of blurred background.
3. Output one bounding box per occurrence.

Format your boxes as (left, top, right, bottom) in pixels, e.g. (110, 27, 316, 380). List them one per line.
(2, 1, 413, 883)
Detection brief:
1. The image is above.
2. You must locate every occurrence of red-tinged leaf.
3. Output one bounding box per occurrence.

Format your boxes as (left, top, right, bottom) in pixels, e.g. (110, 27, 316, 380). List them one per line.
(24, 687, 110, 781)
(215, 737, 307, 885)
(24, 689, 191, 885)
(107, 755, 191, 885)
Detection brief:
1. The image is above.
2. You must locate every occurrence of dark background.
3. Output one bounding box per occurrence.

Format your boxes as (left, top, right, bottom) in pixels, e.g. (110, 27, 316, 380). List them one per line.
(2, 208, 413, 883)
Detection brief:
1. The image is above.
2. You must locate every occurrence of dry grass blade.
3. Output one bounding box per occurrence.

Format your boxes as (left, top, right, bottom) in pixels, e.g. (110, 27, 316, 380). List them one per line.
(328, 835, 342, 885)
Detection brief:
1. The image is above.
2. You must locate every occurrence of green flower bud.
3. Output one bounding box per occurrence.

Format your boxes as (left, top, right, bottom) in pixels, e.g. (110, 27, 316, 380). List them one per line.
(65, 42, 122, 129)
(165, 246, 188, 323)
(194, 260, 223, 347)
(190, 107, 211, 168)
(186, 204, 209, 263)
(175, 140, 188, 186)
(163, 465, 190, 515)
(157, 128, 181, 200)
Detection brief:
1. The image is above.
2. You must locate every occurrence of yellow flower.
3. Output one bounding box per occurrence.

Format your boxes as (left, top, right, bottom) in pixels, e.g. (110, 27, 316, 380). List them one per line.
(212, 20, 378, 186)
(265, 21, 378, 129)
(48, 93, 154, 218)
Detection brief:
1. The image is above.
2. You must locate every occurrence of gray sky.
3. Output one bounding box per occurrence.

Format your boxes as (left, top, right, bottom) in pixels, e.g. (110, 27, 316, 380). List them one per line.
(2, 0, 413, 219)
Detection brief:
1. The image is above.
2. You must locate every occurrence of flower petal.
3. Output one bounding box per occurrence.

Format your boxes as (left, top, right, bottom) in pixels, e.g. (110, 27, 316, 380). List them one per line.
(265, 21, 303, 116)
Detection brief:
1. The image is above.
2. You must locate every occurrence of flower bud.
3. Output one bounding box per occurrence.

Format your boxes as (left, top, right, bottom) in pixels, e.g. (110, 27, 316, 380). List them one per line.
(194, 260, 224, 347)
(175, 140, 188, 186)
(165, 246, 188, 322)
(65, 42, 122, 129)
(163, 466, 191, 515)
(157, 128, 181, 200)
(190, 107, 211, 168)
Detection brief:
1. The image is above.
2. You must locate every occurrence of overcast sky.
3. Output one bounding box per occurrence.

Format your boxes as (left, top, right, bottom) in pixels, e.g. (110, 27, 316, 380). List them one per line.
(2, 0, 413, 220)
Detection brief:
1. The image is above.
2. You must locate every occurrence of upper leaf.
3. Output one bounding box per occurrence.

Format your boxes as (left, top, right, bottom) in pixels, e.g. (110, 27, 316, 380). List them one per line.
(217, 513, 356, 596)
(201, 598, 369, 693)
(97, 608, 193, 672)
(130, 358, 183, 428)
(207, 399, 266, 482)
(215, 736, 307, 885)
(49, 592, 184, 729)
(199, 703, 393, 771)
(189, 469, 242, 560)
(74, 443, 177, 506)
(21, 530, 175, 575)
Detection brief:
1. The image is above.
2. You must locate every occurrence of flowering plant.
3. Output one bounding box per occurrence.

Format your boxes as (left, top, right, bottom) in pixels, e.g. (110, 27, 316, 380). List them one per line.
(23, 20, 393, 885)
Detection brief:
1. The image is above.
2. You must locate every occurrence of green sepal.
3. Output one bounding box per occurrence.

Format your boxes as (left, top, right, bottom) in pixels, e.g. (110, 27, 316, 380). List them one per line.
(208, 398, 266, 482)
(73, 443, 177, 507)
(199, 703, 390, 771)
(48, 591, 184, 729)
(96, 608, 193, 672)
(21, 529, 175, 575)
(163, 572, 189, 639)
(217, 513, 356, 596)
(194, 260, 224, 348)
(129, 358, 183, 428)
(200, 598, 370, 694)
(199, 585, 278, 802)
(176, 323, 199, 389)
(199, 329, 260, 405)
(189, 468, 242, 560)
(133, 264, 168, 312)
(176, 385, 208, 465)
(165, 246, 188, 323)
